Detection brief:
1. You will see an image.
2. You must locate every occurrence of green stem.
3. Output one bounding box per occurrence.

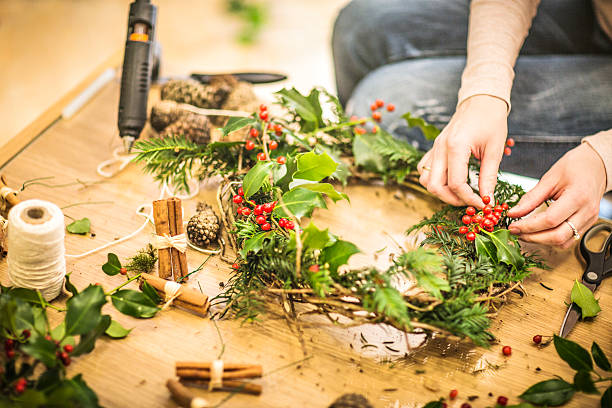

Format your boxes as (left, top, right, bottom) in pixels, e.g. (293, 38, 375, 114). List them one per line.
(106, 273, 141, 296)
(309, 118, 371, 135)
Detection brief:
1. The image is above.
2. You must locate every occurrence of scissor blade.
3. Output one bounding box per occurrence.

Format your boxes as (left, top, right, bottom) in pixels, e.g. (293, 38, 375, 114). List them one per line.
(560, 303, 581, 338)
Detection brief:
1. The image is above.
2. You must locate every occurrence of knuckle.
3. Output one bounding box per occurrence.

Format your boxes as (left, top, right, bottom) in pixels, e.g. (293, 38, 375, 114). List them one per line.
(542, 212, 558, 227)
(552, 231, 568, 246)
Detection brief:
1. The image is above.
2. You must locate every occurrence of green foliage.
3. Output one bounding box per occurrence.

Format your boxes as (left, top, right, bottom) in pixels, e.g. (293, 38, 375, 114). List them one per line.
(221, 116, 257, 137)
(519, 379, 575, 406)
(101, 253, 121, 276)
(243, 161, 274, 197)
(571, 280, 601, 318)
(110, 290, 159, 318)
(273, 187, 327, 219)
(320, 240, 360, 274)
(293, 151, 338, 181)
(592, 342, 611, 371)
(105, 319, 131, 339)
(125, 244, 158, 274)
(226, 0, 267, 45)
(66, 218, 90, 235)
(401, 112, 441, 140)
(393, 248, 449, 299)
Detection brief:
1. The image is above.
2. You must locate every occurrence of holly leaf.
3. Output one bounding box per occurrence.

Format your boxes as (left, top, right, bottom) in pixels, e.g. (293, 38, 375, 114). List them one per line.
(242, 161, 274, 198)
(571, 280, 601, 318)
(273, 188, 327, 219)
(320, 239, 360, 274)
(519, 379, 575, 406)
(592, 342, 611, 371)
(11, 389, 47, 406)
(239, 231, 271, 258)
(64, 273, 79, 297)
(71, 314, 111, 357)
(20, 334, 57, 367)
(275, 155, 298, 192)
(111, 289, 159, 318)
(64, 285, 106, 336)
(353, 133, 386, 173)
(46, 374, 101, 408)
(553, 334, 593, 371)
(288, 181, 348, 203)
(293, 151, 338, 182)
(221, 116, 257, 137)
(105, 319, 131, 339)
(401, 112, 441, 140)
(66, 218, 90, 235)
(102, 253, 122, 276)
(475, 233, 497, 262)
(602, 387, 612, 408)
(275, 88, 319, 126)
(574, 370, 598, 394)
(482, 229, 524, 269)
(140, 280, 161, 305)
(299, 222, 336, 250)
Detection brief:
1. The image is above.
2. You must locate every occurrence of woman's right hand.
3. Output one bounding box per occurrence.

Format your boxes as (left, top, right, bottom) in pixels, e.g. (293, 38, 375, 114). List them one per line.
(417, 94, 509, 208)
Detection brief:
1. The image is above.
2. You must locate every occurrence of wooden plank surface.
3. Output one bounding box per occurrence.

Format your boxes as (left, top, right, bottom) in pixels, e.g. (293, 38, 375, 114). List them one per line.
(0, 81, 609, 408)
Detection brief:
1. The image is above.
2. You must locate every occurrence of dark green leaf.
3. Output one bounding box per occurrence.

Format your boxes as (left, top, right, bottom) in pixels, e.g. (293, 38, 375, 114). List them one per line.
(475, 233, 497, 262)
(71, 315, 111, 357)
(242, 161, 274, 198)
(275, 154, 298, 192)
(65, 285, 106, 336)
(592, 342, 611, 371)
(20, 335, 57, 367)
(47, 374, 101, 408)
(401, 112, 441, 140)
(299, 222, 335, 250)
(140, 280, 161, 305)
(275, 88, 319, 124)
(320, 240, 360, 274)
(239, 231, 271, 258)
(221, 116, 257, 137)
(64, 273, 79, 297)
(36, 367, 61, 391)
(423, 401, 444, 408)
(571, 280, 601, 318)
(12, 389, 46, 406)
(293, 151, 338, 182)
(14, 301, 34, 332)
(353, 133, 386, 173)
(288, 181, 348, 203)
(9, 288, 44, 306)
(111, 289, 159, 318)
(66, 218, 90, 235)
(101, 253, 122, 276)
(105, 319, 131, 339)
(483, 229, 524, 269)
(574, 370, 599, 394)
(554, 335, 593, 371)
(273, 188, 327, 219)
(505, 404, 536, 408)
(519, 379, 575, 406)
(602, 387, 611, 408)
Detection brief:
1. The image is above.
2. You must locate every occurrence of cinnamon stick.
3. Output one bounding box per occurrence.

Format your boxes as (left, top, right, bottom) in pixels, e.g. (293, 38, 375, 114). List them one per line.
(176, 367, 262, 380)
(180, 379, 262, 396)
(176, 362, 261, 371)
(153, 200, 172, 279)
(168, 197, 189, 281)
(140, 273, 209, 316)
(166, 379, 207, 407)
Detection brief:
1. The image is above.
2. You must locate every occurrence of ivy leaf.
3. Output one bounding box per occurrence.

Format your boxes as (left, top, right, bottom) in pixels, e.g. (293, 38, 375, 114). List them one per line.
(288, 181, 348, 203)
(571, 280, 601, 318)
(602, 387, 611, 408)
(111, 289, 159, 318)
(64, 273, 79, 297)
(482, 229, 524, 269)
(66, 218, 90, 235)
(299, 222, 335, 250)
(401, 112, 441, 140)
(273, 188, 327, 219)
(553, 334, 593, 371)
(574, 370, 599, 394)
(275, 88, 319, 125)
(519, 379, 575, 406)
(242, 161, 274, 198)
(592, 342, 611, 371)
(20, 335, 57, 367)
(320, 240, 360, 274)
(64, 285, 106, 336)
(239, 231, 271, 258)
(71, 314, 111, 357)
(105, 319, 132, 339)
(293, 151, 338, 182)
(101, 253, 122, 276)
(353, 133, 386, 173)
(140, 280, 161, 305)
(475, 233, 497, 262)
(221, 116, 257, 137)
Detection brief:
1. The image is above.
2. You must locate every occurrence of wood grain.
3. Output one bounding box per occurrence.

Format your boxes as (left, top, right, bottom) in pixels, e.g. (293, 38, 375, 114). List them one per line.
(0, 81, 609, 408)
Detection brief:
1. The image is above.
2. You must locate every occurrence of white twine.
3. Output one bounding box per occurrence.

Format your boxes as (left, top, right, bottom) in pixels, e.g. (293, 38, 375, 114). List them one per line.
(190, 397, 209, 408)
(161, 280, 182, 310)
(7, 200, 66, 301)
(154, 233, 187, 253)
(209, 359, 224, 391)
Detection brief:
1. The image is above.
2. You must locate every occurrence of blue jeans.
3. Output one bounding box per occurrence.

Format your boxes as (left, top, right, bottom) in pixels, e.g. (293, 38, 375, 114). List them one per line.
(332, 0, 612, 178)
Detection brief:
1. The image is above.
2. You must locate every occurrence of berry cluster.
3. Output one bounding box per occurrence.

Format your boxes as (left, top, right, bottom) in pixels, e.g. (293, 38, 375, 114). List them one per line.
(457, 195, 509, 241)
(504, 137, 515, 156)
(353, 98, 395, 135)
(233, 186, 294, 232)
(245, 104, 286, 165)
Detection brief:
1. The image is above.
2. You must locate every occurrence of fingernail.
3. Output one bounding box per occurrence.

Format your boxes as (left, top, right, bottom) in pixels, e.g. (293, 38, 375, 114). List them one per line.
(509, 227, 520, 235)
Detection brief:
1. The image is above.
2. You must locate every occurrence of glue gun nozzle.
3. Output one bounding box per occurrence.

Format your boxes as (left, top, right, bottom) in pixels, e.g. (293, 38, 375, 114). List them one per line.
(123, 136, 136, 154)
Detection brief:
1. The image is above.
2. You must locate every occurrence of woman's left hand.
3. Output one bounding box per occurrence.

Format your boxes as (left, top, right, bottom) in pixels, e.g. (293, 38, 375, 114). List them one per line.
(507, 143, 607, 248)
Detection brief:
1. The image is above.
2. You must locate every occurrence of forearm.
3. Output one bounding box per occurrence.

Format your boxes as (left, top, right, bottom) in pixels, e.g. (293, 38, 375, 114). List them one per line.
(458, 0, 540, 111)
(583, 130, 612, 192)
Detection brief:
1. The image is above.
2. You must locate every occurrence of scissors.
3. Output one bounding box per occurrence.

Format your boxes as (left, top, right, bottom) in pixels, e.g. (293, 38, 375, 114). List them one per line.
(560, 222, 612, 337)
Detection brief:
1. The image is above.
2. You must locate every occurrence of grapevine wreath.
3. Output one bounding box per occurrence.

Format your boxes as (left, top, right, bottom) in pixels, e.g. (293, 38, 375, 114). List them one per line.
(134, 85, 545, 347)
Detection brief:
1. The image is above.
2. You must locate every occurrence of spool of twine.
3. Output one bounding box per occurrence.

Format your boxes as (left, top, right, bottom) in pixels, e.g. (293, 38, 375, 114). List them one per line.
(7, 199, 66, 301)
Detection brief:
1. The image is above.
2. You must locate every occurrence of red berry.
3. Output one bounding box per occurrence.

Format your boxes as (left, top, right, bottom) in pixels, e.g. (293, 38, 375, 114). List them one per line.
(249, 128, 259, 138)
(285, 221, 295, 230)
(264, 202, 275, 213)
(269, 140, 279, 150)
(372, 112, 382, 122)
(386, 103, 395, 112)
(238, 187, 244, 196)
(120, 267, 127, 275)
(502, 345, 512, 356)
(63, 344, 74, 353)
(355, 127, 366, 135)
(233, 195, 243, 204)
(370, 103, 378, 111)
(462, 215, 472, 225)
(277, 156, 287, 165)
(261, 223, 271, 231)
(62, 355, 71, 366)
(267, 122, 274, 131)
(308, 264, 320, 272)
(259, 111, 268, 121)
(372, 126, 379, 133)
(257, 152, 267, 161)
(242, 208, 251, 216)
(278, 218, 287, 227)
(232, 263, 240, 269)
(466, 232, 476, 241)
(466, 206, 476, 216)
(441, 404, 447, 408)
(459, 226, 468, 234)
(256, 215, 266, 225)
(483, 219, 494, 229)
(259, 104, 267, 112)
(60, 351, 69, 360)
(533, 335, 542, 344)
(482, 195, 491, 204)
(460, 403, 471, 408)
(501, 202, 509, 210)
(473, 224, 480, 233)
(14, 381, 26, 394)
(504, 146, 512, 156)
(245, 140, 255, 150)
(6, 349, 15, 358)
(45, 335, 52, 341)
(473, 214, 483, 224)
(506, 138, 515, 147)
(16, 378, 26, 386)
(254, 205, 263, 215)
(449, 389, 458, 399)
(350, 115, 358, 122)
(273, 124, 282, 133)
(5, 339, 14, 349)
(483, 205, 493, 215)
(497, 396, 509, 406)
(375, 99, 384, 108)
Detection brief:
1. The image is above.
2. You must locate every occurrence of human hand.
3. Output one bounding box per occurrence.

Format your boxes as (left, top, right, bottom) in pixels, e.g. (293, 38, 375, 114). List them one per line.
(417, 94, 508, 208)
(507, 143, 606, 248)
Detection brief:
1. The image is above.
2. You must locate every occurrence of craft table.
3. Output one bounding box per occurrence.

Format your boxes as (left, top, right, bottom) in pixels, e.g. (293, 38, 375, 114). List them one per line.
(0, 76, 609, 408)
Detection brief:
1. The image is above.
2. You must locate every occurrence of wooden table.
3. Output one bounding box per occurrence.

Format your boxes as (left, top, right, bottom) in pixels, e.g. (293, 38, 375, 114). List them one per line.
(0, 79, 609, 408)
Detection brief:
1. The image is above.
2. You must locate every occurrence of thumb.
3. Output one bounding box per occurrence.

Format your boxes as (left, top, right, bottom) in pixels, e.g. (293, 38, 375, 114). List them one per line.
(478, 145, 503, 203)
(507, 177, 554, 219)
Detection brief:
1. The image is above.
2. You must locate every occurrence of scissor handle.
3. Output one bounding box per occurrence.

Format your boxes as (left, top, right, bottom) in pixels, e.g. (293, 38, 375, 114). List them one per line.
(580, 223, 612, 285)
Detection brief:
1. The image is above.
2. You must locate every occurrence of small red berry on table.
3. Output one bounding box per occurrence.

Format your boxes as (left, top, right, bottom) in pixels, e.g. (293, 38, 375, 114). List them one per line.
(269, 140, 279, 150)
(506, 138, 515, 147)
(466, 206, 476, 216)
(460, 403, 471, 408)
(497, 395, 509, 406)
(245, 140, 255, 150)
(466, 232, 476, 241)
(502, 345, 512, 356)
(120, 267, 127, 275)
(273, 124, 282, 133)
(386, 103, 395, 112)
(249, 128, 259, 138)
(259, 111, 269, 121)
(533, 335, 542, 344)
(257, 152, 267, 161)
(375, 98, 384, 108)
(256, 215, 266, 225)
(261, 222, 271, 231)
(482, 195, 491, 204)
(277, 156, 287, 165)
(232, 195, 243, 204)
(449, 389, 458, 399)
(504, 146, 512, 156)
(372, 111, 382, 122)
(462, 215, 472, 225)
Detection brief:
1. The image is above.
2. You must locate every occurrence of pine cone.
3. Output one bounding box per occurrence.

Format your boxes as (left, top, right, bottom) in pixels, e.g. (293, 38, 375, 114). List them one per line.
(328, 394, 373, 408)
(150, 100, 186, 132)
(160, 112, 211, 144)
(186, 203, 220, 248)
(160, 79, 228, 109)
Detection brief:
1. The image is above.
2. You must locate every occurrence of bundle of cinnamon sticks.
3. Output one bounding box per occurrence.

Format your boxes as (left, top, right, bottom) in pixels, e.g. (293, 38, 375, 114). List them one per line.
(153, 197, 188, 281)
(140, 273, 209, 317)
(174, 361, 263, 395)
